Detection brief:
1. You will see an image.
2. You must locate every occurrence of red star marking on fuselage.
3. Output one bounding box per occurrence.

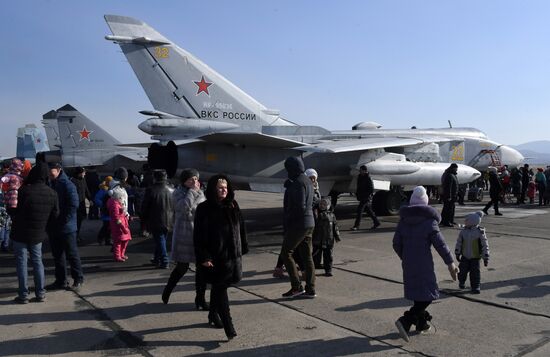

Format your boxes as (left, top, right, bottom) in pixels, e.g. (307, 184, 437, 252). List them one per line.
(194, 75, 213, 96)
(78, 126, 93, 141)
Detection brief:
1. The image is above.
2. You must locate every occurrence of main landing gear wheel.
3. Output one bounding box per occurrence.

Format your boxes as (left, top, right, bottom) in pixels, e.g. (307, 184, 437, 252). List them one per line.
(373, 190, 402, 216)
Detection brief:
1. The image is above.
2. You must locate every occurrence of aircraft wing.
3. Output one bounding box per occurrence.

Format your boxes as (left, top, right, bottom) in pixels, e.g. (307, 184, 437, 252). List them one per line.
(116, 142, 155, 148)
(115, 151, 148, 161)
(299, 137, 424, 153)
(199, 132, 306, 148)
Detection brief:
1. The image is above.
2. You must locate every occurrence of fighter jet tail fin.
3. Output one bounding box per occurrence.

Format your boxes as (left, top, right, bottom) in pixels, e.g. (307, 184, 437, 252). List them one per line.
(104, 15, 295, 132)
(54, 104, 121, 152)
(16, 124, 50, 160)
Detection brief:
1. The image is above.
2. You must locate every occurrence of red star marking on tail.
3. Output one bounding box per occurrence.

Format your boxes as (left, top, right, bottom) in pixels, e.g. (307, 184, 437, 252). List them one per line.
(194, 75, 212, 96)
(78, 126, 93, 141)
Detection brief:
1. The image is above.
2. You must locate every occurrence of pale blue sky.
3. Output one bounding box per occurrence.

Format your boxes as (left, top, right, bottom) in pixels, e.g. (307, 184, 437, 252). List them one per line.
(1, 0, 550, 156)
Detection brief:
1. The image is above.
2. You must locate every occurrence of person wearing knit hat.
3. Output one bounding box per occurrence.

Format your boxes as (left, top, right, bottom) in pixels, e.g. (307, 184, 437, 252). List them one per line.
(305, 168, 321, 216)
(409, 186, 429, 206)
(180, 168, 200, 184)
(440, 163, 459, 227)
(455, 211, 490, 294)
(161, 168, 209, 312)
(393, 185, 458, 342)
(114, 167, 128, 181)
(483, 167, 503, 216)
(351, 165, 380, 231)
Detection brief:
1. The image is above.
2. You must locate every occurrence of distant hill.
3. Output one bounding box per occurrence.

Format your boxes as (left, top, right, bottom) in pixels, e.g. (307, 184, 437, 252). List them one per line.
(513, 140, 550, 153)
(511, 141, 550, 166)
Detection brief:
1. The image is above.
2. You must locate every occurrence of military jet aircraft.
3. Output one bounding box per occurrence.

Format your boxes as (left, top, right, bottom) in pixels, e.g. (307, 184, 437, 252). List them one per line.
(41, 104, 148, 173)
(15, 124, 51, 161)
(104, 15, 521, 214)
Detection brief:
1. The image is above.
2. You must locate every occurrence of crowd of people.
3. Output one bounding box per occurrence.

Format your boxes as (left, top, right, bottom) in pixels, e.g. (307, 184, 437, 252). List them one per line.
(0, 155, 544, 342)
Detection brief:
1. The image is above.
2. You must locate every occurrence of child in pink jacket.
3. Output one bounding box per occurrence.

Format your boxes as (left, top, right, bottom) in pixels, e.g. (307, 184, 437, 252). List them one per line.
(108, 196, 132, 262)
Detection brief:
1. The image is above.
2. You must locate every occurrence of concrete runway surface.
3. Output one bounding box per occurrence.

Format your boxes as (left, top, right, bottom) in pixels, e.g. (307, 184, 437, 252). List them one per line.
(0, 191, 549, 356)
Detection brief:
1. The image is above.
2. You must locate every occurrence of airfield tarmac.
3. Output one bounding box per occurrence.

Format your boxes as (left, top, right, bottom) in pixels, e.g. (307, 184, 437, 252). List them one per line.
(0, 191, 549, 357)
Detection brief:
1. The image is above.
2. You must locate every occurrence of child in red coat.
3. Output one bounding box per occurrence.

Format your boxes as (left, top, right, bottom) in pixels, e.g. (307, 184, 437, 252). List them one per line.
(108, 196, 132, 262)
(527, 181, 536, 204)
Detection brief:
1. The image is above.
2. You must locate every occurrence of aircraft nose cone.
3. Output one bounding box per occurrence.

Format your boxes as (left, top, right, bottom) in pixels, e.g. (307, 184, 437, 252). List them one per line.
(138, 120, 152, 134)
(498, 145, 524, 167)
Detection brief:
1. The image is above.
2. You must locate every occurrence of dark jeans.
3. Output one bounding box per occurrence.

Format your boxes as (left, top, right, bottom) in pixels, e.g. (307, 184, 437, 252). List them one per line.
(275, 250, 303, 270)
(441, 199, 456, 224)
(49, 232, 84, 284)
(153, 230, 169, 266)
(280, 228, 315, 291)
(458, 258, 481, 291)
(169, 262, 207, 295)
(353, 198, 379, 228)
(313, 245, 333, 273)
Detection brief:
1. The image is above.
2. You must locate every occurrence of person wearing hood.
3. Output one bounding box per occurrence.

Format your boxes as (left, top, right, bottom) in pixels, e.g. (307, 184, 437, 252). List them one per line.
(141, 169, 174, 269)
(280, 156, 316, 299)
(47, 162, 84, 291)
(94, 176, 113, 246)
(393, 186, 458, 342)
(312, 198, 340, 277)
(11, 162, 59, 303)
(194, 174, 248, 340)
(351, 165, 380, 231)
(455, 211, 490, 294)
(162, 169, 210, 314)
(483, 167, 503, 216)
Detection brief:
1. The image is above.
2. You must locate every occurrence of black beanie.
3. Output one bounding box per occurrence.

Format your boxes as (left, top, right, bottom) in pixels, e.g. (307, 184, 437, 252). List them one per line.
(180, 168, 199, 184)
(114, 167, 128, 181)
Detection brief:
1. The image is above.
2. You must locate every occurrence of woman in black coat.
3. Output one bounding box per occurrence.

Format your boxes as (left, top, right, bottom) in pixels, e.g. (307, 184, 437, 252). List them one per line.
(194, 174, 248, 340)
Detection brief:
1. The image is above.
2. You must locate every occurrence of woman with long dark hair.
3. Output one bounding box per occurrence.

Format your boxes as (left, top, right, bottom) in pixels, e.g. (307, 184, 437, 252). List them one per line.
(194, 174, 248, 340)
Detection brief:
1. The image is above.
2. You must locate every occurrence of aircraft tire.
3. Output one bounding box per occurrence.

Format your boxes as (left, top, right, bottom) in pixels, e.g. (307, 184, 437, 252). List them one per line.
(373, 191, 401, 216)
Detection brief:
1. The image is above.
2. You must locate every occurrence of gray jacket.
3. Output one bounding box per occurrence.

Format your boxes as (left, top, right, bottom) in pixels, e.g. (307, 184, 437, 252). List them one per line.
(455, 226, 490, 260)
(171, 186, 205, 263)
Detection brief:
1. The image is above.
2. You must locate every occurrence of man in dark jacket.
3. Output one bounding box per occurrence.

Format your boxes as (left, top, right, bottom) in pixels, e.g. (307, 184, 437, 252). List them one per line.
(440, 163, 459, 227)
(483, 167, 503, 216)
(280, 156, 316, 298)
(352, 165, 380, 230)
(11, 163, 58, 303)
(141, 169, 174, 269)
(70, 167, 91, 242)
(47, 163, 84, 291)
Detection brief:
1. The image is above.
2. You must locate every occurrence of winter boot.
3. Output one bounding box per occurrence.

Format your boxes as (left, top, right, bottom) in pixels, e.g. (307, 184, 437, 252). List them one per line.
(415, 311, 432, 333)
(221, 315, 237, 340)
(208, 310, 223, 329)
(195, 286, 209, 311)
(395, 311, 415, 342)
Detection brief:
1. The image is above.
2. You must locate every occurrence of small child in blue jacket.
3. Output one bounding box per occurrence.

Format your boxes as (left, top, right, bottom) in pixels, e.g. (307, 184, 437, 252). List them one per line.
(455, 211, 490, 294)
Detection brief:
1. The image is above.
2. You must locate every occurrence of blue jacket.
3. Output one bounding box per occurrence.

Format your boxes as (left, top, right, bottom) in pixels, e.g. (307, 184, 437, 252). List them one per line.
(393, 204, 453, 301)
(94, 189, 110, 221)
(50, 170, 79, 234)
